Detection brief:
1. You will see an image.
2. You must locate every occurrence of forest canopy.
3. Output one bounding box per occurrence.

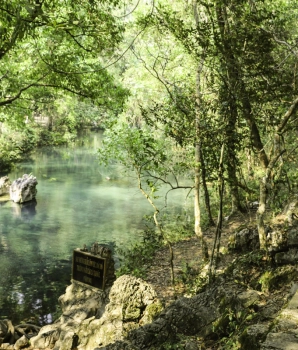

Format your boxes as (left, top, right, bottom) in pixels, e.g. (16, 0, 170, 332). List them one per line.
(2, 0, 298, 253)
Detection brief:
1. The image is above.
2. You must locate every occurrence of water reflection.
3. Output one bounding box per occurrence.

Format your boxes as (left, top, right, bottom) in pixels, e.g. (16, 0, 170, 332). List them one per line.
(0, 131, 192, 325)
(11, 200, 37, 220)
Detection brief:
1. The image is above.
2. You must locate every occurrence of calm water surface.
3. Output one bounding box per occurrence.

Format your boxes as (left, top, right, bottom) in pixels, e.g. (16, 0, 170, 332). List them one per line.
(0, 132, 192, 325)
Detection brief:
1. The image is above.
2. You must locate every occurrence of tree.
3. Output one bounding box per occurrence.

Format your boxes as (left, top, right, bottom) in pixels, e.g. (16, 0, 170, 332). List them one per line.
(98, 123, 193, 287)
(115, 0, 298, 252)
(0, 0, 129, 126)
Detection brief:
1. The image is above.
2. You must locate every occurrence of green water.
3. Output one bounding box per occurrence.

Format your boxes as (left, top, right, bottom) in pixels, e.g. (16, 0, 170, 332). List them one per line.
(0, 132, 192, 325)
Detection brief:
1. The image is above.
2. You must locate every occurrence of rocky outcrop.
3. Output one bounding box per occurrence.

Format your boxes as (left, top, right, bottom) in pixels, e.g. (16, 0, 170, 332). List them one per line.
(0, 320, 39, 349)
(30, 275, 162, 350)
(0, 176, 11, 196)
(260, 284, 298, 349)
(228, 228, 260, 252)
(97, 285, 245, 350)
(9, 174, 37, 203)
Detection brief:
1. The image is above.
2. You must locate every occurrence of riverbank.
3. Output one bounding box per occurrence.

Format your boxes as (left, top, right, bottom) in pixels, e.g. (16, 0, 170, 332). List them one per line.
(3, 209, 298, 349)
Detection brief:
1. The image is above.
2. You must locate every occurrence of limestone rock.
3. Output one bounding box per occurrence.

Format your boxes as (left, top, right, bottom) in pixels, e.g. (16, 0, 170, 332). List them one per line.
(275, 248, 298, 265)
(0, 176, 11, 196)
(237, 290, 260, 308)
(239, 324, 270, 350)
(79, 275, 161, 350)
(10, 174, 37, 203)
(261, 332, 298, 350)
(260, 287, 298, 349)
(282, 196, 298, 224)
(288, 223, 298, 246)
(267, 229, 287, 253)
(13, 335, 29, 350)
(0, 319, 15, 345)
(228, 228, 260, 251)
(100, 287, 226, 350)
(31, 275, 162, 350)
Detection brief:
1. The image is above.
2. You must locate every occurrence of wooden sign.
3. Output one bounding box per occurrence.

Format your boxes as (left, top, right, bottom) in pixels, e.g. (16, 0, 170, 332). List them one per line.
(72, 249, 107, 290)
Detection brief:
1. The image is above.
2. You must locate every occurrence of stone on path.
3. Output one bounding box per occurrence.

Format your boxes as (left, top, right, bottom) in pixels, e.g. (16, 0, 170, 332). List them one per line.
(261, 284, 298, 349)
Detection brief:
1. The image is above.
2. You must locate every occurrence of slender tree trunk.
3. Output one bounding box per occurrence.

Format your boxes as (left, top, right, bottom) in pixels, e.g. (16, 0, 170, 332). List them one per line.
(194, 139, 208, 259)
(257, 134, 286, 250)
(215, 1, 243, 213)
(136, 168, 175, 287)
(257, 176, 268, 250)
(200, 149, 215, 226)
(193, 0, 209, 259)
(209, 144, 225, 279)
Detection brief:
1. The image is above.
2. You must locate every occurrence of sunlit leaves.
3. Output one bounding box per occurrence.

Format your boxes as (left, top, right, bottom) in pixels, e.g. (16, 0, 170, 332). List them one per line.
(0, 0, 128, 126)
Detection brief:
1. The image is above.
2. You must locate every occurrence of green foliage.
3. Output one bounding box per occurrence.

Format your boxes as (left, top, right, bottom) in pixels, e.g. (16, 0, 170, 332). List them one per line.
(115, 221, 163, 278)
(0, 0, 129, 126)
(0, 125, 38, 173)
(98, 123, 168, 171)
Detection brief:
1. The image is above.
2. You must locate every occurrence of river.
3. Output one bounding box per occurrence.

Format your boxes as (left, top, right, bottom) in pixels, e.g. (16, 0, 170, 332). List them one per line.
(0, 131, 193, 325)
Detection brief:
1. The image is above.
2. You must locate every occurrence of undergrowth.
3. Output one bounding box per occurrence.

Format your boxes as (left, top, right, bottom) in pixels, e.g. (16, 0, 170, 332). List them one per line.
(115, 215, 194, 278)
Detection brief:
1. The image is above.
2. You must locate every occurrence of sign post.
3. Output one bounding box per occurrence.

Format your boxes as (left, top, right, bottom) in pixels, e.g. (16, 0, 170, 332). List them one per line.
(72, 249, 107, 289)
(72, 243, 115, 290)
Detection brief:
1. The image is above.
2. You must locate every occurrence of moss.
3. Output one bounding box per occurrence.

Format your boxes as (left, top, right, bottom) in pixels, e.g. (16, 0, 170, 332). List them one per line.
(123, 303, 141, 321)
(259, 266, 297, 292)
(144, 301, 163, 322)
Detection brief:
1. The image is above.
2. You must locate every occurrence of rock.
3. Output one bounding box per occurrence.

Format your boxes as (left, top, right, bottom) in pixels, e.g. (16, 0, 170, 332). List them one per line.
(0, 319, 15, 345)
(261, 332, 298, 350)
(287, 223, 298, 246)
(10, 174, 37, 203)
(13, 335, 29, 350)
(267, 229, 287, 253)
(237, 290, 260, 308)
(228, 228, 260, 252)
(282, 196, 298, 224)
(239, 324, 270, 350)
(30, 275, 162, 350)
(260, 286, 298, 349)
(259, 266, 297, 293)
(100, 286, 230, 350)
(275, 248, 298, 265)
(0, 176, 11, 196)
(248, 201, 259, 209)
(267, 221, 298, 253)
(79, 275, 162, 350)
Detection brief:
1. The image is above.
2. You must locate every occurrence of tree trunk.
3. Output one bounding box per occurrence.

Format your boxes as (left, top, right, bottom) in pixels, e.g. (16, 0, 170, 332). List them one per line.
(200, 149, 215, 226)
(215, 1, 243, 213)
(257, 176, 268, 250)
(194, 0, 208, 259)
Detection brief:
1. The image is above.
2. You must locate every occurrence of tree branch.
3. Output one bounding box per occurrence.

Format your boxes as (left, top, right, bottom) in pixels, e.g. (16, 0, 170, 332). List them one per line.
(277, 96, 298, 134)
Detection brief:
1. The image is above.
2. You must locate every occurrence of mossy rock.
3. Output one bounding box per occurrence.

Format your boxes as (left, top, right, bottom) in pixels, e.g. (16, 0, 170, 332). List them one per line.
(140, 301, 163, 325)
(239, 324, 269, 350)
(123, 303, 141, 321)
(259, 266, 297, 292)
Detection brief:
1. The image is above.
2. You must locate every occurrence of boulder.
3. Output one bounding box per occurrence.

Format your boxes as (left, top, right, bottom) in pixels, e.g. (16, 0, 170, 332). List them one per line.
(261, 288, 298, 349)
(30, 275, 162, 350)
(228, 228, 260, 252)
(237, 290, 260, 308)
(99, 286, 233, 350)
(0, 319, 15, 345)
(239, 324, 270, 350)
(275, 248, 298, 265)
(0, 176, 11, 196)
(13, 335, 29, 350)
(10, 174, 37, 203)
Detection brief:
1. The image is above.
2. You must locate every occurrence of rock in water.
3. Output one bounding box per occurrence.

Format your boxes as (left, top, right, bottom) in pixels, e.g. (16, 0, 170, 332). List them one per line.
(0, 176, 11, 196)
(10, 174, 38, 203)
